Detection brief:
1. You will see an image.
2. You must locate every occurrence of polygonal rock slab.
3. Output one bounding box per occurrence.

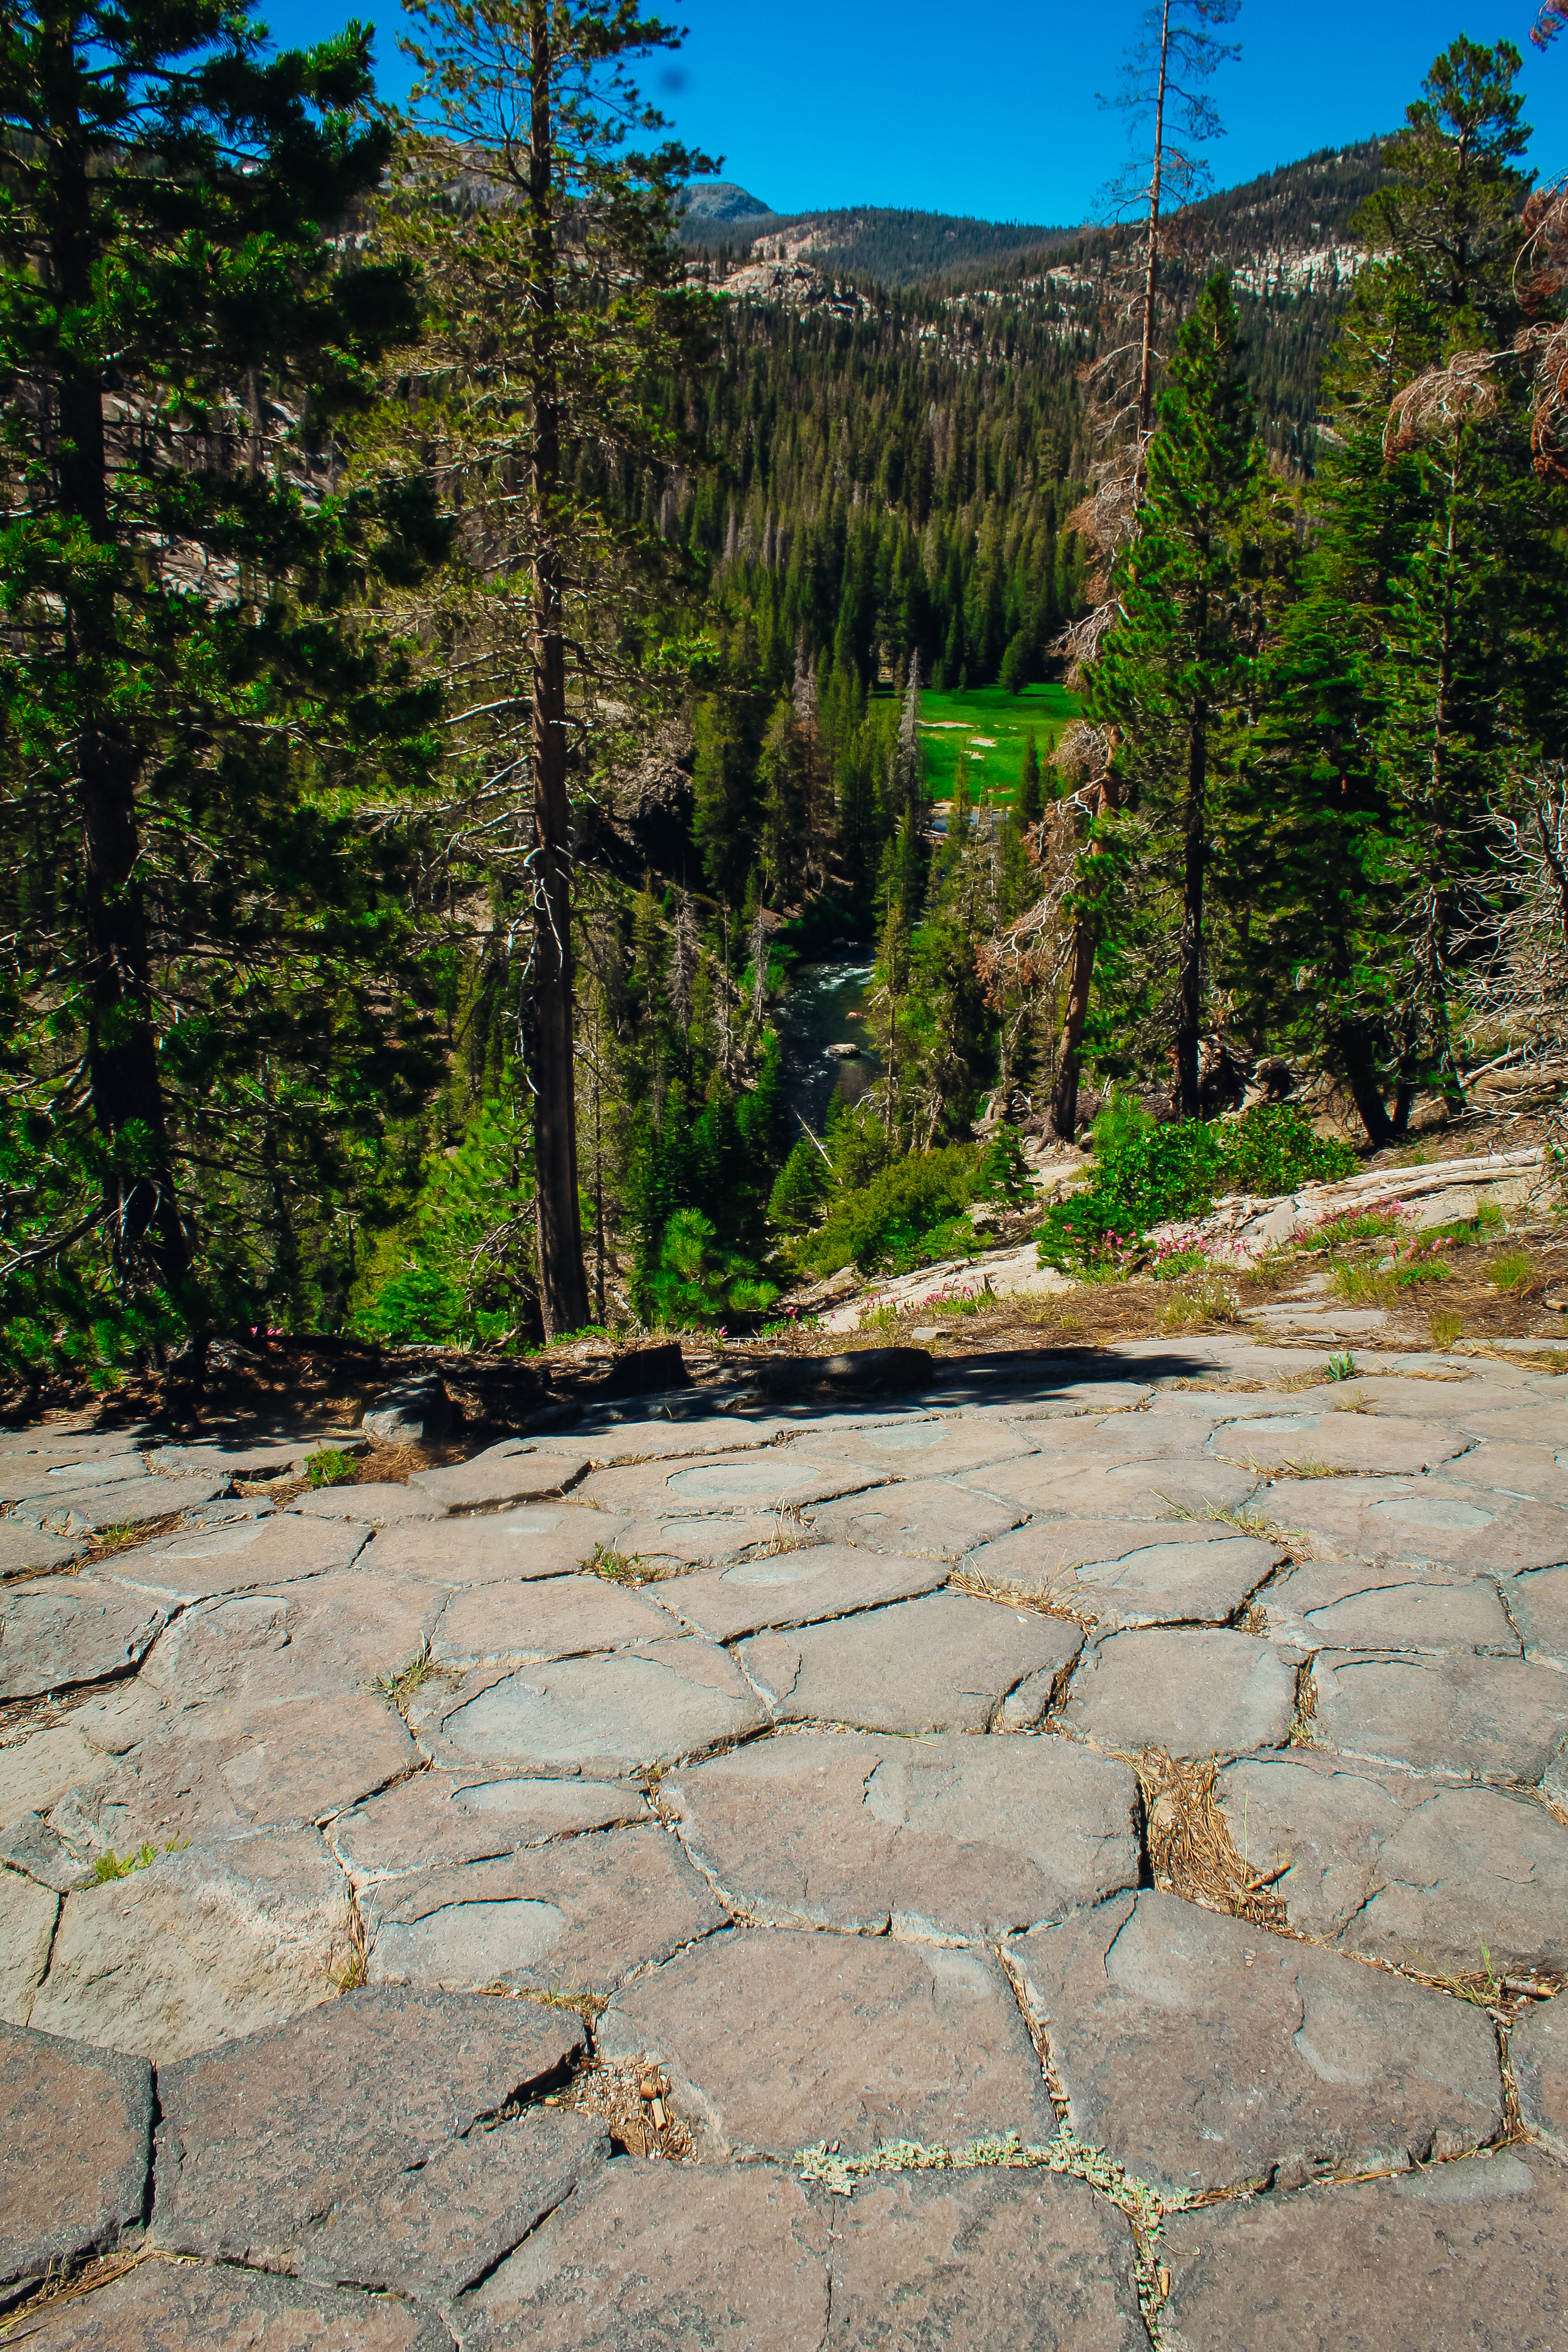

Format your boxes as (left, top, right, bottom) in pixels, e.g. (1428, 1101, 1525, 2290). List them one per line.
(139, 1577, 444, 1727)
(1257, 1561, 1518, 1655)
(363, 1823, 724, 1994)
(0, 1521, 81, 1577)
(1059, 1629, 1296, 1757)
(296, 1481, 447, 1525)
(432, 1574, 677, 1668)
(0, 1865, 58, 2023)
(977, 1452, 1263, 1524)
(1160, 2146, 1568, 2352)
(1455, 1440, 1568, 1508)
(578, 1451, 885, 1519)
(29, 1830, 351, 2062)
(791, 1415, 1038, 1480)
(1266, 1475, 1568, 1575)
(332, 1770, 645, 1878)
(434, 1637, 767, 1775)
(1008, 1889, 1501, 2198)
(0, 2021, 151, 2296)
(0, 1691, 152, 1824)
(615, 1513, 788, 1567)
(651, 1543, 949, 1643)
(1513, 1998, 1568, 2158)
(15, 1473, 229, 1533)
(598, 1928, 1057, 2160)
(1312, 1651, 1568, 1786)
(1512, 1565, 1568, 1670)
(1215, 1753, 1568, 1974)
(0, 1452, 155, 1504)
(662, 1730, 1137, 1938)
(738, 1593, 1081, 1735)
(0, 1578, 166, 1703)
(804, 1479, 1029, 1559)
(153, 1987, 588, 2276)
(105, 1513, 368, 1601)
(1, 1811, 89, 1895)
(367, 1505, 630, 1585)
(971, 1527, 1278, 1629)
(148, 1435, 365, 1478)
(824, 2170, 1148, 2352)
(1207, 1412, 1469, 1477)
(11, 2260, 453, 2349)
(409, 1447, 591, 1511)
(473, 2160, 830, 2351)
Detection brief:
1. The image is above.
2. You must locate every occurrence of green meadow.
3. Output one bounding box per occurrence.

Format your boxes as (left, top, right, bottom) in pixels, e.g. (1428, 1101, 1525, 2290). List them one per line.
(917, 682, 1080, 804)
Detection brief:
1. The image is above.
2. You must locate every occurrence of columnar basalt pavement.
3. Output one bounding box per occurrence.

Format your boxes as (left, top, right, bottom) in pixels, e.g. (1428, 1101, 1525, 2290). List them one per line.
(2, 1337, 1566, 2347)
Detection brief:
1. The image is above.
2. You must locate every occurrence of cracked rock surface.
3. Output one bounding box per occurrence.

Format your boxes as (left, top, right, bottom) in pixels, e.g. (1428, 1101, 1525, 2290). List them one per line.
(2, 1341, 1566, 2343)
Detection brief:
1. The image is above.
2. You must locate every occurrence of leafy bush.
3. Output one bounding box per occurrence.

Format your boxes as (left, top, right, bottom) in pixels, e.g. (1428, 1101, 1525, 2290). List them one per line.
(790, 1146, 979, 1278)
(1039, 1103, 1360, 1273)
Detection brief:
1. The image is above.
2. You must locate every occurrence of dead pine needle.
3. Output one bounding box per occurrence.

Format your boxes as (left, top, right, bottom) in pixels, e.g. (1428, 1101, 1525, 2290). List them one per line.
(1137, 1749, 1288, 1930)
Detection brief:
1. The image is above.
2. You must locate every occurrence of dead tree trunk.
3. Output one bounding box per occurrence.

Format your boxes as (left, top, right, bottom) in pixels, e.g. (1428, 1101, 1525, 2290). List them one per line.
(526, 1, 589, 1338)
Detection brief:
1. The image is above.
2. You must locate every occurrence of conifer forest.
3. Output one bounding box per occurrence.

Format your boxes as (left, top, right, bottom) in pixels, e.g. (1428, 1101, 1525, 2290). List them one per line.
(3, 0, 1568, 1391)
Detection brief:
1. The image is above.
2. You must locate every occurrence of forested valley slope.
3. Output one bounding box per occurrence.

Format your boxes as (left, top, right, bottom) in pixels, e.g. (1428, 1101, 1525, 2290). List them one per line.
(1, 2, 1566, 1401)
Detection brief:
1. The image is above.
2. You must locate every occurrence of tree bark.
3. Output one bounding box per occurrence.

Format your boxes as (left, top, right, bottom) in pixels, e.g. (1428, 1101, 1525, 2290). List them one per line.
(50, 60, 191, 1304)
(1048, 768, 1121, 1140)
(1173, 709, 1207, 1117)
(1137, 0, 1172, 444)
(527, 0, 590, 1337)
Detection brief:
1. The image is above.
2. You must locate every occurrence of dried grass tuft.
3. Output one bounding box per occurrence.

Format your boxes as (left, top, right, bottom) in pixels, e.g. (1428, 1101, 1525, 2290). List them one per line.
(949, 1563, 1100, 1633)
(1137, 1748, 1288, 1930)
(567, 2057, 692, 2160)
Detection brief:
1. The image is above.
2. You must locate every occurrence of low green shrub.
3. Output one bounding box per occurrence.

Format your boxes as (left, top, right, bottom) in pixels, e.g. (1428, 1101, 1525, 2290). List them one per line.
(789, 1145, 980, 1278)
(1038, 1103, 1358, 1274)
(973, 1124, 1034, 1208)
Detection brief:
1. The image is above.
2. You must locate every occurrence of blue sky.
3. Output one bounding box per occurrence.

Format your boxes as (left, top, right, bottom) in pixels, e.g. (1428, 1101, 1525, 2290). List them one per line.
(270, 0, 1568, 225)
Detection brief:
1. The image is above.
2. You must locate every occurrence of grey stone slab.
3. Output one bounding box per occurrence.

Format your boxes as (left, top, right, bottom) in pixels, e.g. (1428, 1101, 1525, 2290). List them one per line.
(1457, 1401, 1568, 1446)
(105, 1511, 369, 1599)
(615, 1512, 787, 1566)
(295, 1480, 447, 1525)
(1312, 1651, 1568, 1786)
(409, 1448, 592, 1510)
(823, 2170, 1147, 2352)
(29, 1829, 351, 2062)
(1259, 1560, 1519, 1654)
(739, 1592, 1081, 1735)
(432, 1574, 677, 1667)
(1, 1810, 91, 1894)
(973, 1527, 1279, 1629)
(1452, 1440, 1568, 1508)
(663, 1729, 1137, 1938)
(999, 1380, 1155, 1420)
(805, 1477, 1030, 1558)
(0, 1520, 82, 1576)
(578, 1451, 887, 1519)
(791, 1415, 1038, 1480)
(14, 2260, 453, 2350)
(651, 1543, 949, 1642)
(148, 1434, 365, 1478)
(578, 1415, 795, 1462)
(0, 1577, 165, 1701)
(1160, 2146, 1568, 2352)
(1266, 1475, 1568, 1575)
(366, 1505, 630, 1585)
(1009, 1889, 1502, 2198)
(1512, 1565, 1568, 1670)
(472, 2159, 830, 2352)
(1513, 1998, 1568, 2158)
(0, 1451, 152, 1503)
(1208, 1413, 1471, 1477)
(0, 1428, 149, 1463)
(0, 1863, 58, 2022)
(333, 1770, 645, 1879)
(1060, 1628, 1297, 1756)
(0, 2019, 151, 2296)
(14, 1472, 228, 1532)
(977, 1451, 1264, 1523)
(363, 1823, 724, 1994)
(0, 1689, 155, 1825)
(1216, 1753, 1568, 1973)
(153, 1987, 590, 2289)
(432, 1636, 768, 1775)
(138, 1575, 446, 1727)
(598, 1928, 1057, 2161)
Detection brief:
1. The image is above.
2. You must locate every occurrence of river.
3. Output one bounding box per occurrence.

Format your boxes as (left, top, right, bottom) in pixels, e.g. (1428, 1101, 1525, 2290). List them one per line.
(774, 956, 883, 1134)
